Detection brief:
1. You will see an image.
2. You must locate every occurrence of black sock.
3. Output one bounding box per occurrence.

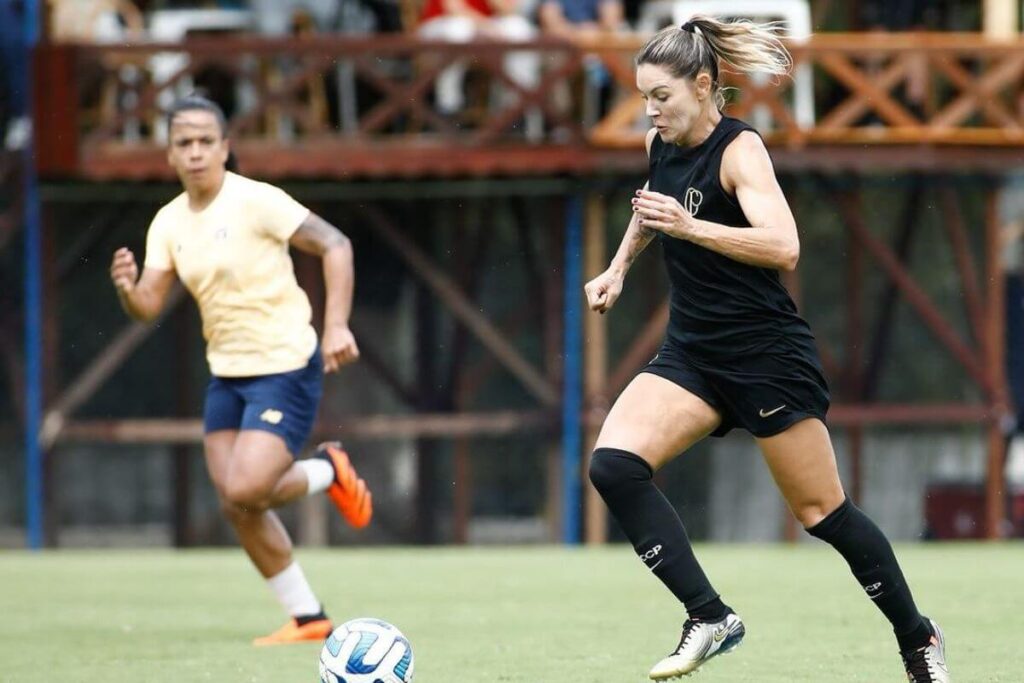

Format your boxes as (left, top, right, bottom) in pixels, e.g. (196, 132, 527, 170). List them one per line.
(295, 607, 328, 625)
(590, 448, 728, 621)
(806, 498, 930, 651)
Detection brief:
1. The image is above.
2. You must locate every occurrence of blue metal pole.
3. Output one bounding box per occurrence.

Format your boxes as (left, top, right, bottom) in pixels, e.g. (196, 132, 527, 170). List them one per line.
(561, 195, 583, 544)
(19, 0, 44, 549)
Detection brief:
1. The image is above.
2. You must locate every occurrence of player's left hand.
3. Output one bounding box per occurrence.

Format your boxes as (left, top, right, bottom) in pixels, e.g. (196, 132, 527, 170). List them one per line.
(632, 189, 697, 239)
(322, 324, 360, 373)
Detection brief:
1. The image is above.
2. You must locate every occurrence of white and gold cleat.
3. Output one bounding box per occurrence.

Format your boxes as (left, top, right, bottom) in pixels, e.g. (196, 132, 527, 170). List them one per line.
(648, 612, 745, 680)
(902, 619, 950, 683)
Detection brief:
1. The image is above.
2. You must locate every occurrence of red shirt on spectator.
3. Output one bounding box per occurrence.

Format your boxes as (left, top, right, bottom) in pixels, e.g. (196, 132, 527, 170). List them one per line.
(420, 0, 495, 23)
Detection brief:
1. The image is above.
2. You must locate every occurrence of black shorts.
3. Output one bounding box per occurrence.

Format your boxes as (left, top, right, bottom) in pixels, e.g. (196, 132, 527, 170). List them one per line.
(641, 341, 830, 438)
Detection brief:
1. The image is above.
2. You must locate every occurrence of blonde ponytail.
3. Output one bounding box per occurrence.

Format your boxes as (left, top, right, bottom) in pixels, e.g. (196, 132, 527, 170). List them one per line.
(637, 16, 792, 105)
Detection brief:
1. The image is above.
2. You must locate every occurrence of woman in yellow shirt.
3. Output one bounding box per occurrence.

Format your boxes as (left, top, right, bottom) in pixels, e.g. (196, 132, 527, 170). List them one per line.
(109, 96, 369, 645)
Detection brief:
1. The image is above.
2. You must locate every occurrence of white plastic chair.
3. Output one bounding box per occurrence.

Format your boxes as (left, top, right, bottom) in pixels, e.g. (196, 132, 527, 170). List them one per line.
(637, 0, 814, 128)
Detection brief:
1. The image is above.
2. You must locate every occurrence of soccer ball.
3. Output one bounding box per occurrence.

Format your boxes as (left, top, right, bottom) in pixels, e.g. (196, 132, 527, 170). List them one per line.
(319, 618, 414, 683)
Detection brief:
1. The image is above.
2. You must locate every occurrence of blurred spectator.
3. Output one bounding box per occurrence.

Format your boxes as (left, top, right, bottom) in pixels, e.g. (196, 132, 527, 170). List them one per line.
(537, 0, 624, 41)
(48, 0, 145, 42)
(138, 1, 248, 7)
(860, 0, 940, 30)
(417, 0, 540, 117)
(537, 0, 624, 127)
(248, 0, 339, 34)
(339, 0, 402, 33)
(0, 0, 17, 149)
(860, 0, 939, 115)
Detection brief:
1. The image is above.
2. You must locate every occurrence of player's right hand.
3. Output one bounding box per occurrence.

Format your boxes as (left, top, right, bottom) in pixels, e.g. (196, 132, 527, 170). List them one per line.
(110, 247, 138, 294)
(584, 269, 624, 314)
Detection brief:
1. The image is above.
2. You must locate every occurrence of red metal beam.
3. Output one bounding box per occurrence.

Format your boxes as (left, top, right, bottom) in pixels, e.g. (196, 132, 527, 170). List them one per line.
(838, 191, 994, 397)
(71, 142, 1024, 182)
(859, 178, 923, 400)
(846, 211, 866, 504)
(983, 190, 1010, 539)
(357, 204, 560, 407)
(78, 142, 597, 181)
(606, 299, 670, 396)
(827, 403, 993, 425)
(39, 285, 188, 449)
(939, 184, 987, 349)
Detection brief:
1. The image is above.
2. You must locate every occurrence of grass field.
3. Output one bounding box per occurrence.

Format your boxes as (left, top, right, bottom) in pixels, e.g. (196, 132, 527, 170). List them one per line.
(1, 544, 1020, 682)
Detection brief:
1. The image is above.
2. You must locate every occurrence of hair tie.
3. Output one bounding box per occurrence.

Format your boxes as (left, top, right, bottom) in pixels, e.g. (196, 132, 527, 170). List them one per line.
(680, 20, 696, 33)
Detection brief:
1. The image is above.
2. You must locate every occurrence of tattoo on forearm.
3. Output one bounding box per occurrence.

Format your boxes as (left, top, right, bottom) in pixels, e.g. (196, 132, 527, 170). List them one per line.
(624, 224, 655, 264)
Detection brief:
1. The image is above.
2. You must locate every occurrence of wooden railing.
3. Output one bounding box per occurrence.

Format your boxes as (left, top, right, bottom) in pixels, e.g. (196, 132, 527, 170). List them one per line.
(590, 32, 1024, 148)
(34, 32, 1024, 179)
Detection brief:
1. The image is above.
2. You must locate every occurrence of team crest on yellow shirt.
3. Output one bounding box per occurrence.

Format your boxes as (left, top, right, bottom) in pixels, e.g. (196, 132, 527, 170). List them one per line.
(260, 409, 284, 425)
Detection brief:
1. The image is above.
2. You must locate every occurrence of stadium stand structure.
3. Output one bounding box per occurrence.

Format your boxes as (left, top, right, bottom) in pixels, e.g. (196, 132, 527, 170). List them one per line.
(11, 31, 1022, 544)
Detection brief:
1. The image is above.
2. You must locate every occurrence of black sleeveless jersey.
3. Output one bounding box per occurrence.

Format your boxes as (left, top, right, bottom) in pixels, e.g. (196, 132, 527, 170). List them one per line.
(648, 115, 816, 358)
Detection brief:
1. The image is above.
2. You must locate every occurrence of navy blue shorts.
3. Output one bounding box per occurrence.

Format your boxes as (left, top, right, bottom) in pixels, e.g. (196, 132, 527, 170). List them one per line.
(641, 342, 830, 438)
(203, 349, 323, 456)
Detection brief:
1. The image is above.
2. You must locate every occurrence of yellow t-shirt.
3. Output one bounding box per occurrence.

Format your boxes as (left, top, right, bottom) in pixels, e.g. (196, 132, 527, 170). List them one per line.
(144, 172, 318, 377)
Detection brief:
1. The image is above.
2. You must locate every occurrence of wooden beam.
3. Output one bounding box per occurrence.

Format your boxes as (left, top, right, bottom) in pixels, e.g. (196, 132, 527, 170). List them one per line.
(351, 327, 420, 408)
(43, 214, 60, 546)
(0, 153, 21, 252)
(449, 199, 492, 545)
(607, 299, 669, 396)
(357, 204, 560, 407)
(39, 285, 188, 450)
(78, 142, 597, 181)
(446, 199, 495, 398)
(827, 403, 993, 424)
(471, 49, 583, 146)
(172, 303, 194, 548)
(857, 177, 923, 399)
(543, 197, 565, 542)
(67, 142, 1024, 182)
(938, 183, 987, 348)
(355, 54, 457, 135)
(929, 54, 1024, 129)
(816, 52, 921, 127)
(817, 55, 912, 130)
(983, 189, 1010, 539)
(0, 321, 25, 424)
(413, 220, 442, 544)
(58, 411, 557, 443)
(837, 190, 994, 397)
(930, 54, 1024, 129)
(845, 206, 865, 505)
(582, 193, 607, 545)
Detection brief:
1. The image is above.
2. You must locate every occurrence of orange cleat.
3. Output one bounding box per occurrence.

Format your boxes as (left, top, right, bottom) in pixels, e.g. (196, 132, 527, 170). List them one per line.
(252, 617, 333, 646)
(318, 442, 373, 529)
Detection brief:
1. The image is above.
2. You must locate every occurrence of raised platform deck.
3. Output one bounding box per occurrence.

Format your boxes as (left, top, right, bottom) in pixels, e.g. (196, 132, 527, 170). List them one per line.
(32, 33, 1024, 180)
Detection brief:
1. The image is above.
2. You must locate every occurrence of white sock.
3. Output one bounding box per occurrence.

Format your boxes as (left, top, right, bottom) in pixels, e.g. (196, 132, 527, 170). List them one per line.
(267, 562, 321, 618)
(296, 458, 334, 496)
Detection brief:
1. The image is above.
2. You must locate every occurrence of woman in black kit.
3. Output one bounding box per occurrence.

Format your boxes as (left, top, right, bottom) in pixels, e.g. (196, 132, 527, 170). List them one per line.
(583, 17, 950, 682)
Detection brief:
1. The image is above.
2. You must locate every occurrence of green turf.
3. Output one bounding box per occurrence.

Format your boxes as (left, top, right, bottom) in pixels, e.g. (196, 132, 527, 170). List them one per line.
(0, 544, 1019, 681)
